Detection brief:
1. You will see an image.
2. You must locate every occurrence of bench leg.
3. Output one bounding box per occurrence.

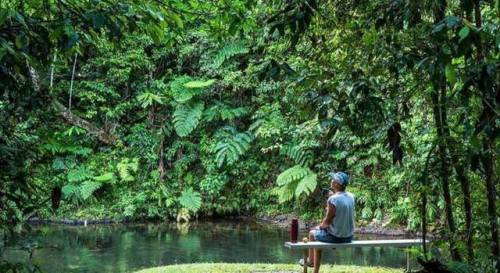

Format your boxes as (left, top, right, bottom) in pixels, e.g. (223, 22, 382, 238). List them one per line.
(406, 248, 411, 273)
(303, 249, 308, 273)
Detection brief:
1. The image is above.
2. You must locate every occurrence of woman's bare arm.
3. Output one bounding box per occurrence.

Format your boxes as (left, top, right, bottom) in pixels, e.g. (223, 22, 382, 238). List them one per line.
(319, 201, 335, 229)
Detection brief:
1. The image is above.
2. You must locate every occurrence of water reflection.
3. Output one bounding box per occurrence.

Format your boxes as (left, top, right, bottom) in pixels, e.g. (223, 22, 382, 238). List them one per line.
(2, 221, 415, 273)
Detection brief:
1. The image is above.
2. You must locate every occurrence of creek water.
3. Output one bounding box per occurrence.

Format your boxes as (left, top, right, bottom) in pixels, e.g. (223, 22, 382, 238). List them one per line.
(2, 220, 417, 272)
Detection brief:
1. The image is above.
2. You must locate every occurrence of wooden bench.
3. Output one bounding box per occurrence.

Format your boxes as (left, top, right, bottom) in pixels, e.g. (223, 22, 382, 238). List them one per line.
(284, 239, 425, 273)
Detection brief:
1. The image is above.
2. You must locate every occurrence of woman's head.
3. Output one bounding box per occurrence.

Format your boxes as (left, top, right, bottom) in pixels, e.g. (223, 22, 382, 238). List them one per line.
(328, 171, 349, 192)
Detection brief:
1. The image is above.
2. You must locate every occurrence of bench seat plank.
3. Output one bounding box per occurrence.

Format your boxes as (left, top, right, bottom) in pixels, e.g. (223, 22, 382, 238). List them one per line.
(284, 239, 424, 249)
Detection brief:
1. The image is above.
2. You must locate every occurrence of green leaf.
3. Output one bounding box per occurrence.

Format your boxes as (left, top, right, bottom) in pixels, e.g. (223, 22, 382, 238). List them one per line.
(276, 165, 310, 186)
(79, 181, 102, 200)
(295, 173, 317, 198)
(213, 41, 249, 68)
(214, 130, 253, 167)
(173, 102, 204, 137)
(0, 9, 10, 26)
(94, 172, 115, 182)
(458, 26, 470, 42)
(170, 76, 197, 103)
(275, 165, 317, 203)
(178, 188, 202, 212)
(13, 12, 27, 28)
(67, 167, 93, 182)
(445, 64, 456, 85)
(117, 158, 138, 182)
(184, 79, 215, 89)
(62, 184, 79, 200)
(137, 92, 164, 108)
(280, 140, 318, 167)
(169, 13, 183, 28)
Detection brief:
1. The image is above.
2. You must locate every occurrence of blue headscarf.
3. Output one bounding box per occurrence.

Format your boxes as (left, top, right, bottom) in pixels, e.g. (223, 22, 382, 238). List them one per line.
(328, 171, 349, 186)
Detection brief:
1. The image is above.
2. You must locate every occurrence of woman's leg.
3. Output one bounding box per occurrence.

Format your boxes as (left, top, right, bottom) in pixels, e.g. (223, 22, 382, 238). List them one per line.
(308, 229, 316, 263)
(313, 249, 322, 273)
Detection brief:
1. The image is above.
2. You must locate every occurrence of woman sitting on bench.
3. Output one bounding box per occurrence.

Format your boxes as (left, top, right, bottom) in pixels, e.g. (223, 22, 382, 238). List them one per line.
(299, 171, 355, 273)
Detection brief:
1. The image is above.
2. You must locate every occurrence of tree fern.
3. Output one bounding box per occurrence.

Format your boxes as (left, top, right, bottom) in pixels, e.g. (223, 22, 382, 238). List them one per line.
(275, 165, 317, 203)
(61, 181, 102, 203)
(214, 130, 253, 167)
(173, 102, 204, 137)
(178, 187, 202, 212)
(213, 41, 249, 68)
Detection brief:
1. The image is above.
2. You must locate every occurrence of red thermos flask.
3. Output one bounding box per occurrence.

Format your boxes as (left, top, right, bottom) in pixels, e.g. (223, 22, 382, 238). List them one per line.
(290, 218, 298, 243)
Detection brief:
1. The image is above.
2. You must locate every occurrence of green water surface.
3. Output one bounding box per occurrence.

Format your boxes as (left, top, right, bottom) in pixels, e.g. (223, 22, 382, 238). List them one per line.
(2, 221, 417, 272)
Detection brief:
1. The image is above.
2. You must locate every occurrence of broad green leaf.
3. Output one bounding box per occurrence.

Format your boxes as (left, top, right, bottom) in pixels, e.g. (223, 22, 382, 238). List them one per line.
(445, 64, 456, 85)
(458, 26, 470, 42)
(94, 172, 115, 182)
(170, 76, 197, 103)
(178, 188, 202, 212)
(184, 79, 215, 89)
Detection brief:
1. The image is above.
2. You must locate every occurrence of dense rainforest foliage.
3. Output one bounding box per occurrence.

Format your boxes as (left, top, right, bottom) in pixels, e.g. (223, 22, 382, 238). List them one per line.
(0, 0, 498, 272)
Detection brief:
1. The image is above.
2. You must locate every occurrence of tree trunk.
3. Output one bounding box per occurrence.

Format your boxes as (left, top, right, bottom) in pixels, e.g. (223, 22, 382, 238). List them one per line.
(430, 0, 462, 262)
(451, 158, 474, 260)
(473, 2, 499, 271)
(431, 84, 461, 261)
(421, 190, 428, 259)
(482, 142, 499, 272)
(159, 136, 165, 182)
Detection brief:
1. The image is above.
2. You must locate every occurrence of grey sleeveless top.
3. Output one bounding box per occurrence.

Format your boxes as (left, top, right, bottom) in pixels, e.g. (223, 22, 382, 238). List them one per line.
(327, 192, 355, 238)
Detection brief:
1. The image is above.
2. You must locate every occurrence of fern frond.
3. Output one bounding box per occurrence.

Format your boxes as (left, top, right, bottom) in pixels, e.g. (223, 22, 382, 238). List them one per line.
(295, 173, 317, 198)
(170, 76, 196, 103)
(67, 167, 93, 183)
(117, 158, 139, 182)
(280, 140, 319, 166)
(204, 103, 249, 122)
(271, 185, 295, 203)
(276, 165, 310, 186)
(275, 165, 317, 203)
(170, 76, 215, 103)
(220, 106, 249, 121)
(213, 41, 249, 68)
(79, 181, 102, 200)
(173, 102, 204, 137)
(178, 188, 202, 212)
(214, 131, 253, 167)
(62, 184, 79, 199)
(137, 92, 164, 108)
